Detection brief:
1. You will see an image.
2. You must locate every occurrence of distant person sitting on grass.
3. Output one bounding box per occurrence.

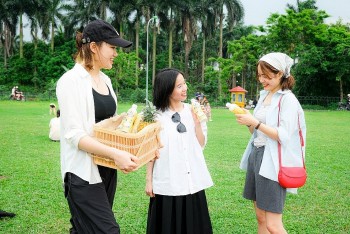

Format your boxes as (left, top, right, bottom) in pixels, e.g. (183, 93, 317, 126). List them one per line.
(49, 109, 60, 141)
(49, 103, 56, 115)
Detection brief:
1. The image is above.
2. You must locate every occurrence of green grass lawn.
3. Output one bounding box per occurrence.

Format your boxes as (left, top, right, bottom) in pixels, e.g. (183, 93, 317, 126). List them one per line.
(0, 101, 349, 233)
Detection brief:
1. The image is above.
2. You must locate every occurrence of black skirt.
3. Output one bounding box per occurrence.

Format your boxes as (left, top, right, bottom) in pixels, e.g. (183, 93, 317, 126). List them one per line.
(147, 190, 212, 234)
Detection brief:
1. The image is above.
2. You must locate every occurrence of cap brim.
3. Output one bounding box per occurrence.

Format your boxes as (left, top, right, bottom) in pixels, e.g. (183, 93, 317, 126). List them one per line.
(106, 37, 132, 48)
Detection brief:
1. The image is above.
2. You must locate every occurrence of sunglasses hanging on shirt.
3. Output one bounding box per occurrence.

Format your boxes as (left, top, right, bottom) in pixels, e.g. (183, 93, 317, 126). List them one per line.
(171, 112, 187, 133)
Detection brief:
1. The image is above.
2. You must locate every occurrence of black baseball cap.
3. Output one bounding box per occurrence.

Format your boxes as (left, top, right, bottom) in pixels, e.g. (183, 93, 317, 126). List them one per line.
(82, 19, 132, 48)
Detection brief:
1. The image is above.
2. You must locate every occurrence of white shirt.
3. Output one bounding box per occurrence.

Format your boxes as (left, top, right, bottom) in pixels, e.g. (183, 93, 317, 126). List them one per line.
(49, 117, 60, 141)
(56, 63, 117, 184)
(240, 90, 306, 192)
(152, 104, 214, 196)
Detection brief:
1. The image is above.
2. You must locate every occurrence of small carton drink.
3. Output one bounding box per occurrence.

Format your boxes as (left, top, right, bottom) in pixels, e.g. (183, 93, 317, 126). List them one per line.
(191, 99, 208, 122)
(118, 104, 138, 132)
(226, 103, 245, 114)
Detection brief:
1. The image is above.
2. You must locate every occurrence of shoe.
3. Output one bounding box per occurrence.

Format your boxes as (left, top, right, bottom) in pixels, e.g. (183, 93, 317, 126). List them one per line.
(0, 210, 16, 218)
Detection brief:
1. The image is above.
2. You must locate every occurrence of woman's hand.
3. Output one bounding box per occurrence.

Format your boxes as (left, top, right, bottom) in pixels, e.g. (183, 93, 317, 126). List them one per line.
(191, 109, 206, 147)
(112, 150, 139, 174)
(191, 108, 200, 124)
(145, 161, 155, 197)
(145, 180, 155, 197)
(235, 109, 259, 127)
(154, 149, 160, 160)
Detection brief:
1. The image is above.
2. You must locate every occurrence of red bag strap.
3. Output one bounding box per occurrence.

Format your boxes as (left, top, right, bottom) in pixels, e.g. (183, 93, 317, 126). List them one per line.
(277, 94, 305, 169)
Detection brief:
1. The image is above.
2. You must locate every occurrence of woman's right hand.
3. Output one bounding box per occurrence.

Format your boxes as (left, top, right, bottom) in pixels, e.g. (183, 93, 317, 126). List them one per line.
(235, 109, 259, 127)
(145, 180, 155, 197)
(112, 149, 139, 174)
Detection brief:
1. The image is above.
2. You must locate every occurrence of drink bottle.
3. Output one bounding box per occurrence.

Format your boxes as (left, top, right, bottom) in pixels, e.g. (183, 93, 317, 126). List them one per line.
(119, 104, 138, 132)
(226, 103, 245, 114)
(191, 99, 208, 122)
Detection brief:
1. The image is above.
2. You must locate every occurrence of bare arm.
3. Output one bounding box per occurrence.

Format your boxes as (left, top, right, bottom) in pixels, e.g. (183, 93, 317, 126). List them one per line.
(191, 111, 206, 147)
(194, 121, 205, 146)
(78, 135, 139, 173)
(145, 161, 155, 197)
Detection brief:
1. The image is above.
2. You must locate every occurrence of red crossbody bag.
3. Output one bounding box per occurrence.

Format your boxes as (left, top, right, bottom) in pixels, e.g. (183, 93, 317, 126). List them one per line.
(277, 95, 307, 188)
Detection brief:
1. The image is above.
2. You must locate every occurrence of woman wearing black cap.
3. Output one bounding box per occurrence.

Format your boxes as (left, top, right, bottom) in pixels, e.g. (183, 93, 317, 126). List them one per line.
(57, 19, 137, 233)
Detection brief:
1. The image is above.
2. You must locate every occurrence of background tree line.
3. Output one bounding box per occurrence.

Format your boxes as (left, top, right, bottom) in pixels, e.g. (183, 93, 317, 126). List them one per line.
(0, 0, 349, 104)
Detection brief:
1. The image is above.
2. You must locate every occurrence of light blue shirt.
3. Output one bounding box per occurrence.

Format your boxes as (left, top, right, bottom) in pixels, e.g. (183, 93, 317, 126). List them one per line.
(240, 89, 306, 192)
(56, 63, 117, 184)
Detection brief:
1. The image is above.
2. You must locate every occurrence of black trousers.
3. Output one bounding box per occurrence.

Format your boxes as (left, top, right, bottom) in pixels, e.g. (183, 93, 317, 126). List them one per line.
(64, 167, 119, 234)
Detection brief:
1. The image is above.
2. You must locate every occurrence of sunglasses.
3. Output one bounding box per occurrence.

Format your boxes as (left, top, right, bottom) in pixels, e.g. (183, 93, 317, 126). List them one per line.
(171, 112, 187, 133)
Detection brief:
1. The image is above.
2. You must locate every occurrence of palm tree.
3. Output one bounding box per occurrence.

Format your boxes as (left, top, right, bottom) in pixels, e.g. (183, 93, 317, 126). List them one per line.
(61, 0, 99, 38)
(7, 0, 46, 58)
(176, 0, 200, 79)
(156, 0, 182, 68)
(46, 0, 65, 53)
(97, 0, 110, 20)
(213, 0, 244, 98)
(215, 0, 244, 58)
(287, 0, 318, 12)
(3, 0, 34, 58)
(0, 1, 18, 67)
(197, 0, 216, 83)
(126, 0, 147, 86)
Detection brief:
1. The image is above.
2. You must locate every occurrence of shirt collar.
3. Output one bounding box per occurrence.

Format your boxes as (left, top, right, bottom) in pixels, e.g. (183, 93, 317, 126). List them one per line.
(260, 89, 291, 97)
(74, 63, 90, 79)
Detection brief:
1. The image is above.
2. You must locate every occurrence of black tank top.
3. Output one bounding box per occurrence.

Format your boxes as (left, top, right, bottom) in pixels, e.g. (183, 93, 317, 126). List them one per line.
(92, 87, 116, 123)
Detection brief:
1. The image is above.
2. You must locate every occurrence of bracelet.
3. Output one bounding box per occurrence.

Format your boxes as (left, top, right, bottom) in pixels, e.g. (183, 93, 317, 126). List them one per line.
(255, 121, 262, 130)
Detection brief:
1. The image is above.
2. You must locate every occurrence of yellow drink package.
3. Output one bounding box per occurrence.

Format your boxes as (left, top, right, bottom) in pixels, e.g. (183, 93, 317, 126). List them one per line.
(226, 103, 245, 114)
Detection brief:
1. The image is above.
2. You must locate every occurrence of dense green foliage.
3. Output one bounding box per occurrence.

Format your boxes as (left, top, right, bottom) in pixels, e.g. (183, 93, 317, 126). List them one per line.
(0, 0, 350, 103)
(0, 101, 349, 233)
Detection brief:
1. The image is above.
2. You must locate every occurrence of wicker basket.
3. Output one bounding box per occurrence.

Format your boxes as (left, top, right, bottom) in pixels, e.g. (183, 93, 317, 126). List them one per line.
(92, 115, 162, 170)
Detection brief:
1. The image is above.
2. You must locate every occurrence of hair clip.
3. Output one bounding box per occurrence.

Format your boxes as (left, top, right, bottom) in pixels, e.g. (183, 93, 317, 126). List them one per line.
(82, 37, 91, 44)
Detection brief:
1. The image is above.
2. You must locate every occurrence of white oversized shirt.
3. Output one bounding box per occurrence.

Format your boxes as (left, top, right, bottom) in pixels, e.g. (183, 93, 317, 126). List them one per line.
(56, 63, 117, 184)
(240, 89, 306, 192)
(152, 104, 214, 196)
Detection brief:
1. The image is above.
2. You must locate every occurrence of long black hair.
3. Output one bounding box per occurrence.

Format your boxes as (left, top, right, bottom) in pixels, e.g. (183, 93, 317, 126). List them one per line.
(153, 68, 184, 112)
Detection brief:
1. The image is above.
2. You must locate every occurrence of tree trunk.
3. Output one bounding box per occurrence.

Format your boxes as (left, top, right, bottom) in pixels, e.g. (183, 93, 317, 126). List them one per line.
(33, 28, 38, 88)
(217, 8, 224, 99)
(168, 19, 174, 67)
(339, 77, 343, 101)
(168, 8, 174, 67)
(135, 20, 139, 86)
(50, 19, 54, 53)
(218, 10, 223, 58)
(183, 16, 192, 79)
(3, 22, 8, 68)
(201, 35, 206, 83)
(20, 14, 23, 59)
(242, 64, 246, 89)
(231, 73, 237, 88)
(100, 2, 107, 20)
